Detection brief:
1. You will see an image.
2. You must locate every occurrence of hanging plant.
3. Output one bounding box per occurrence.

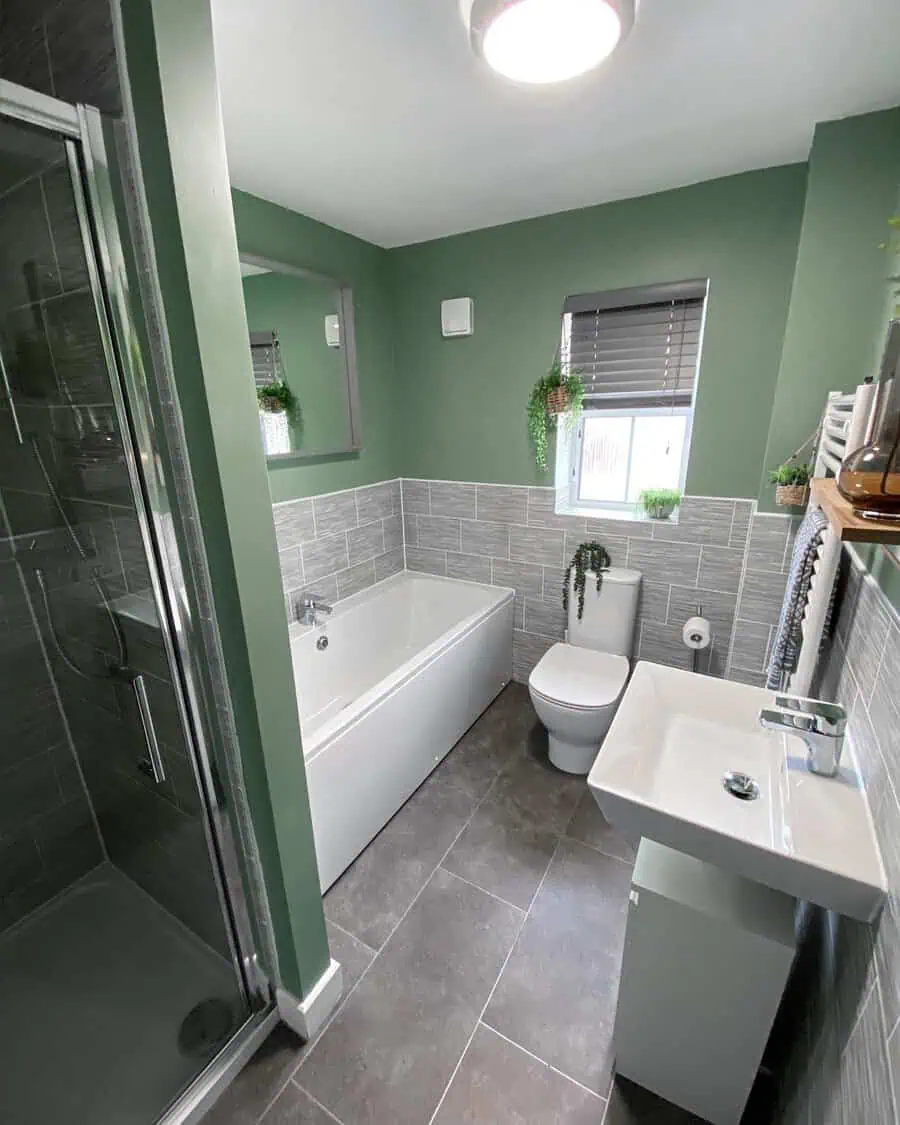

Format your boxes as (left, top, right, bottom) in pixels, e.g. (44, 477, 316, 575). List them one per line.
(257, 380, 300, 426)
(563, 541, 611, 621)
(527, 358, 584, 470)
(768, 459, 811, 507)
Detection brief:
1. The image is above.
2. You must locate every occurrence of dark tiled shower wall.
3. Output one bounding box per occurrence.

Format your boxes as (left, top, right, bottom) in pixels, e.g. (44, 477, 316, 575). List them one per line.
(770, 551, 900, 1124)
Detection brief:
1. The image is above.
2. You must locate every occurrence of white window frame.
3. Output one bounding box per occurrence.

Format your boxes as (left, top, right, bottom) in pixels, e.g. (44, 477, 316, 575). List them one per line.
(568, 405, 694, 512)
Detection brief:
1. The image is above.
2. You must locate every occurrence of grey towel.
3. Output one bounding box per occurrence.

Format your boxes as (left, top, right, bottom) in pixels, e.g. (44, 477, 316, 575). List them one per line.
(766, 507, 836, 690)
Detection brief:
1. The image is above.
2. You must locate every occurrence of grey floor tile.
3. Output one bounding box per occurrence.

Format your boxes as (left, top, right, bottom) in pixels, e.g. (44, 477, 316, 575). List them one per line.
(325, 921, 376, 996)
(323, 773, 476, 948)
(565, 789, 639, 865)
(202, 1023, 308, 1125)
(432, 686, 534, 800)
(603, 1077, 707, 1124)
(433, 1023, 606, 1124)
(487, 727, 586, 835)
(262, 1083, 336, 1125)
(441, 803, 558, 909)
(299, 868, 522, 1125)
(483, 839, 632, 1094)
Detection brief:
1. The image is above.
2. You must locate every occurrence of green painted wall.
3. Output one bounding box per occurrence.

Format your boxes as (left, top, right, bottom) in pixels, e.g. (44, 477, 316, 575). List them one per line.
(243, 272, 350, 453)
(759, 109, 900, 510)
(121, 0, 328, 998)
(231, 191, 399, 502)
(387, 166, 808, 498)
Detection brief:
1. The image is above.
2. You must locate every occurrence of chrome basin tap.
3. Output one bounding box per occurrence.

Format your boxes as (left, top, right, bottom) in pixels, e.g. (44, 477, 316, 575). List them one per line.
(759, 695, 847, 777)
(296, 592, 333, 627)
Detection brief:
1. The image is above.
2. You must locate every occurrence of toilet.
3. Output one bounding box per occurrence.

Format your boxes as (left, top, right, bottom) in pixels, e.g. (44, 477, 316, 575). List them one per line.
(528, 567, 642, 775)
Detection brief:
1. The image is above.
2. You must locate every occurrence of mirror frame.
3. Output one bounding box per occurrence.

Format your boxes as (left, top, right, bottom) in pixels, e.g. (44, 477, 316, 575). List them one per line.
(240, 252, 363, 460)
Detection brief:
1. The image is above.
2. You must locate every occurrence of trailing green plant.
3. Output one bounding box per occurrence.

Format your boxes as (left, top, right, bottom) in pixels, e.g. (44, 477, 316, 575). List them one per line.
(257, 380, 300, 426)
(526, 358, 584, 470)
(638, 488, 682, 519)
(768, 460, 811, 487)
(563, 541, 612, 621)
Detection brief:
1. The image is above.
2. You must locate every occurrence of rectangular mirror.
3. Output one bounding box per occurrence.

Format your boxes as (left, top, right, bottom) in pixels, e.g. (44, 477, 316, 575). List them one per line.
(239, 253, 362, 459)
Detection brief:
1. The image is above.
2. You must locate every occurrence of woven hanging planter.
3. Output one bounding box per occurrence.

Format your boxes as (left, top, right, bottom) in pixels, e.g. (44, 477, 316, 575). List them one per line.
(545, 387, 570, 415)
(775, 483, 810, 508)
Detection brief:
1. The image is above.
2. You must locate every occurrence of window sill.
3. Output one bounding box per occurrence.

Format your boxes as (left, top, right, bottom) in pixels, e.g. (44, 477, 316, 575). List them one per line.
(557, 502, 681, 527)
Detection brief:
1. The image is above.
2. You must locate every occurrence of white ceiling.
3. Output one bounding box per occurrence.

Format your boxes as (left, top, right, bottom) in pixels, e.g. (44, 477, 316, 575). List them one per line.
(212, 0, 900, 248)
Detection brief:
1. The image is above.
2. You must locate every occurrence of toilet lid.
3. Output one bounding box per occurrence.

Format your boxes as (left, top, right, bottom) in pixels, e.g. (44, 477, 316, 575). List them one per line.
(529, 643, 629, 709)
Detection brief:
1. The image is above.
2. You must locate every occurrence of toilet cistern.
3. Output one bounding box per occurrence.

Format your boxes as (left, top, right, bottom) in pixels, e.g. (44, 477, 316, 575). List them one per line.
(759, 695, 846, 778)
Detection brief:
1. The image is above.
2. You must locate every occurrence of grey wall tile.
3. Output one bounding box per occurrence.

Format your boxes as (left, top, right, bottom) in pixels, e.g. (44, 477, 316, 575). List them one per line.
(402, 479, 430, 515)
(729, 501, 755, 550)
(301, 533, 349, 583)
(638, 620, 692, 670)
(403, 514, 418, 547)
(698, 545, 745, 593)
(375, 548, 404, 583)
(840, 983, 893, 1125)
(430, 481, 476, 519)
(417, 515, 461, 552)
(542, 567, 566, 603)
(509, 525, 565, 568)
(461, 519, 509, 559)
(638, 582, 669, 622)
(446, 552, 491, 584)
(668, 585, 737, 642)
(313, 490, 358, 537)
(492, 559, 544, 600)
(651, 497, 735, 546)
(746, 515, 791, 572)
(383, 514, 403, 551)
(738, 569, 789, 627)
(406, 547, 447, 576)
(586, 515, 652, 540)
(347, 520, 385, 566)
(512, 630, 554, 682)
(844, 581, 891, 706)
(337, 561, 376, 600)
(356, 481, 395, 524)
(730, 620, 772, 673)
(729, 667, 768, 688)
(523, 597, 566, 639)
(526, 487, 585, 531)
(477, 484, 527, 525)
(278, 547, 303, 593)
(626, 539, 701, 587)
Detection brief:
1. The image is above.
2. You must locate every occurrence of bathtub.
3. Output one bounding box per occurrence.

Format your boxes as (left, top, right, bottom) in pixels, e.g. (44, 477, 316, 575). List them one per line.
(289, 571, 514, 891)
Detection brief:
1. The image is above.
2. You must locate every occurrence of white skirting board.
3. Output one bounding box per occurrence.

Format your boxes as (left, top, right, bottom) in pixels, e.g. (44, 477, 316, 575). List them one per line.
(276, 959, 343, 1041)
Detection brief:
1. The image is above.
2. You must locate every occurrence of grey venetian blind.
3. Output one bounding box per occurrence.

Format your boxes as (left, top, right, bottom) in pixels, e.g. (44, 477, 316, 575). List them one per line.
(249, 330, 284, 388)
(564, 280, 707, 410)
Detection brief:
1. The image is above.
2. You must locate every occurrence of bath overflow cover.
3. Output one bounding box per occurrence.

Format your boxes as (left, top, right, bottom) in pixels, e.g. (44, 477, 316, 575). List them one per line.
(722, 771, 760, 801)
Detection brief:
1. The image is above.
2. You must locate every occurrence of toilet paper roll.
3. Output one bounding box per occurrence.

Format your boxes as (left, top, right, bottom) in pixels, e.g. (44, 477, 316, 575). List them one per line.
(682, 616, 711, 650)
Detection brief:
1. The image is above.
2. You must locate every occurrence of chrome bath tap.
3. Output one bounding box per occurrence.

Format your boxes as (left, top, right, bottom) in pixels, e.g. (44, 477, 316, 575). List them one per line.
(759, 695, 847, 777)
(295, 592, 333, 627)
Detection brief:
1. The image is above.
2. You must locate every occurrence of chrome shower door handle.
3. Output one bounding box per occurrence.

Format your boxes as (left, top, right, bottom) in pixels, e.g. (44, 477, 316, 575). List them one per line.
(131, 672, 166, 785)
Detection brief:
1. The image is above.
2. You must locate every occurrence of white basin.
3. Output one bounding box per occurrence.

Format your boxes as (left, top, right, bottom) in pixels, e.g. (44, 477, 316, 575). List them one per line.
(587, 662, 886, 922)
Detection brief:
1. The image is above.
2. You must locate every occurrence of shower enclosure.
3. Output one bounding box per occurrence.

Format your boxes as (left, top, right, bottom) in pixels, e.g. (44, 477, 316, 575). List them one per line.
(0, 82, 270, 1125)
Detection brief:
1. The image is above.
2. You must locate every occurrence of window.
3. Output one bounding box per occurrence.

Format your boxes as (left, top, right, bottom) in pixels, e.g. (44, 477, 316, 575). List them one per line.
(560, 280, 708, 513)
(249, 330, 285, 387)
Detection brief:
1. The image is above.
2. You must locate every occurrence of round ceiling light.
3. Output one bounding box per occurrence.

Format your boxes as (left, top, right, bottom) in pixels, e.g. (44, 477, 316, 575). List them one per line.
(461, 0, 635, 85)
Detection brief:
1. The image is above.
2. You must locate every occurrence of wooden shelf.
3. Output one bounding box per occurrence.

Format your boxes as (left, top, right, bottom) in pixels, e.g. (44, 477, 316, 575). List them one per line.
(810, 478, 900, 544)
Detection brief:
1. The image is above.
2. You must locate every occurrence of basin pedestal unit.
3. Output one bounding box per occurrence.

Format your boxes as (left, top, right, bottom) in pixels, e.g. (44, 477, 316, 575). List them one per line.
(615, 841, 797, 1125)
(588, 662, 886, 1125)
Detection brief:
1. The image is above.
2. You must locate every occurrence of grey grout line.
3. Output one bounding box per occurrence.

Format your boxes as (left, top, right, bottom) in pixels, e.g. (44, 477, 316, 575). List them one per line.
(427, 839, 561, 1125)
(324, 916, 378, 956)
(437, 867, 526, 915)
(477, 1022, 608, 1103)
(288, 1080, 345, 1125)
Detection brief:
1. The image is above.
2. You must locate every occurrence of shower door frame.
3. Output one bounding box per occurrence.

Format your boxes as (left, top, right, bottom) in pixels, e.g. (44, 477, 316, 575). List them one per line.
(0, 79, 278, 1125)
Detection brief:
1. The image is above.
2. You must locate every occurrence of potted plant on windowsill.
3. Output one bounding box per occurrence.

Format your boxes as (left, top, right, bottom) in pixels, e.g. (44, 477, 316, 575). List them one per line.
(638, 488, 682, 520)
(527, 359, 584, 471)
(257, 381, 300, 455)
(769, 460, 811, 507)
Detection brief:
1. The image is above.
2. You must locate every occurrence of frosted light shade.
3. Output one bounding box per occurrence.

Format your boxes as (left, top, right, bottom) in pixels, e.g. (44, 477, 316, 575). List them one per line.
(481, 0, 623, 84)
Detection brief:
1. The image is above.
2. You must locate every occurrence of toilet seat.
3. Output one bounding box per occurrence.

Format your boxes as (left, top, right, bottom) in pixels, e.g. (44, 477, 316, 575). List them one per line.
(529, 643, 629, 710)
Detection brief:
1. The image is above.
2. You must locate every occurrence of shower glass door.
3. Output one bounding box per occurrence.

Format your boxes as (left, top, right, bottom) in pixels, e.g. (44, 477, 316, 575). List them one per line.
(0, 90, 256, 1125)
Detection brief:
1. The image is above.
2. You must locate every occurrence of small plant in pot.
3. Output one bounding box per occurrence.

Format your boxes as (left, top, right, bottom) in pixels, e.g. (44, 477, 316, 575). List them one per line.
(769, 460, 811, 507)
(527, 359, 584, 471)
(563, 541, 612, 621)
(257, 380, 299, 424)
(638, 488, 682, 520)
